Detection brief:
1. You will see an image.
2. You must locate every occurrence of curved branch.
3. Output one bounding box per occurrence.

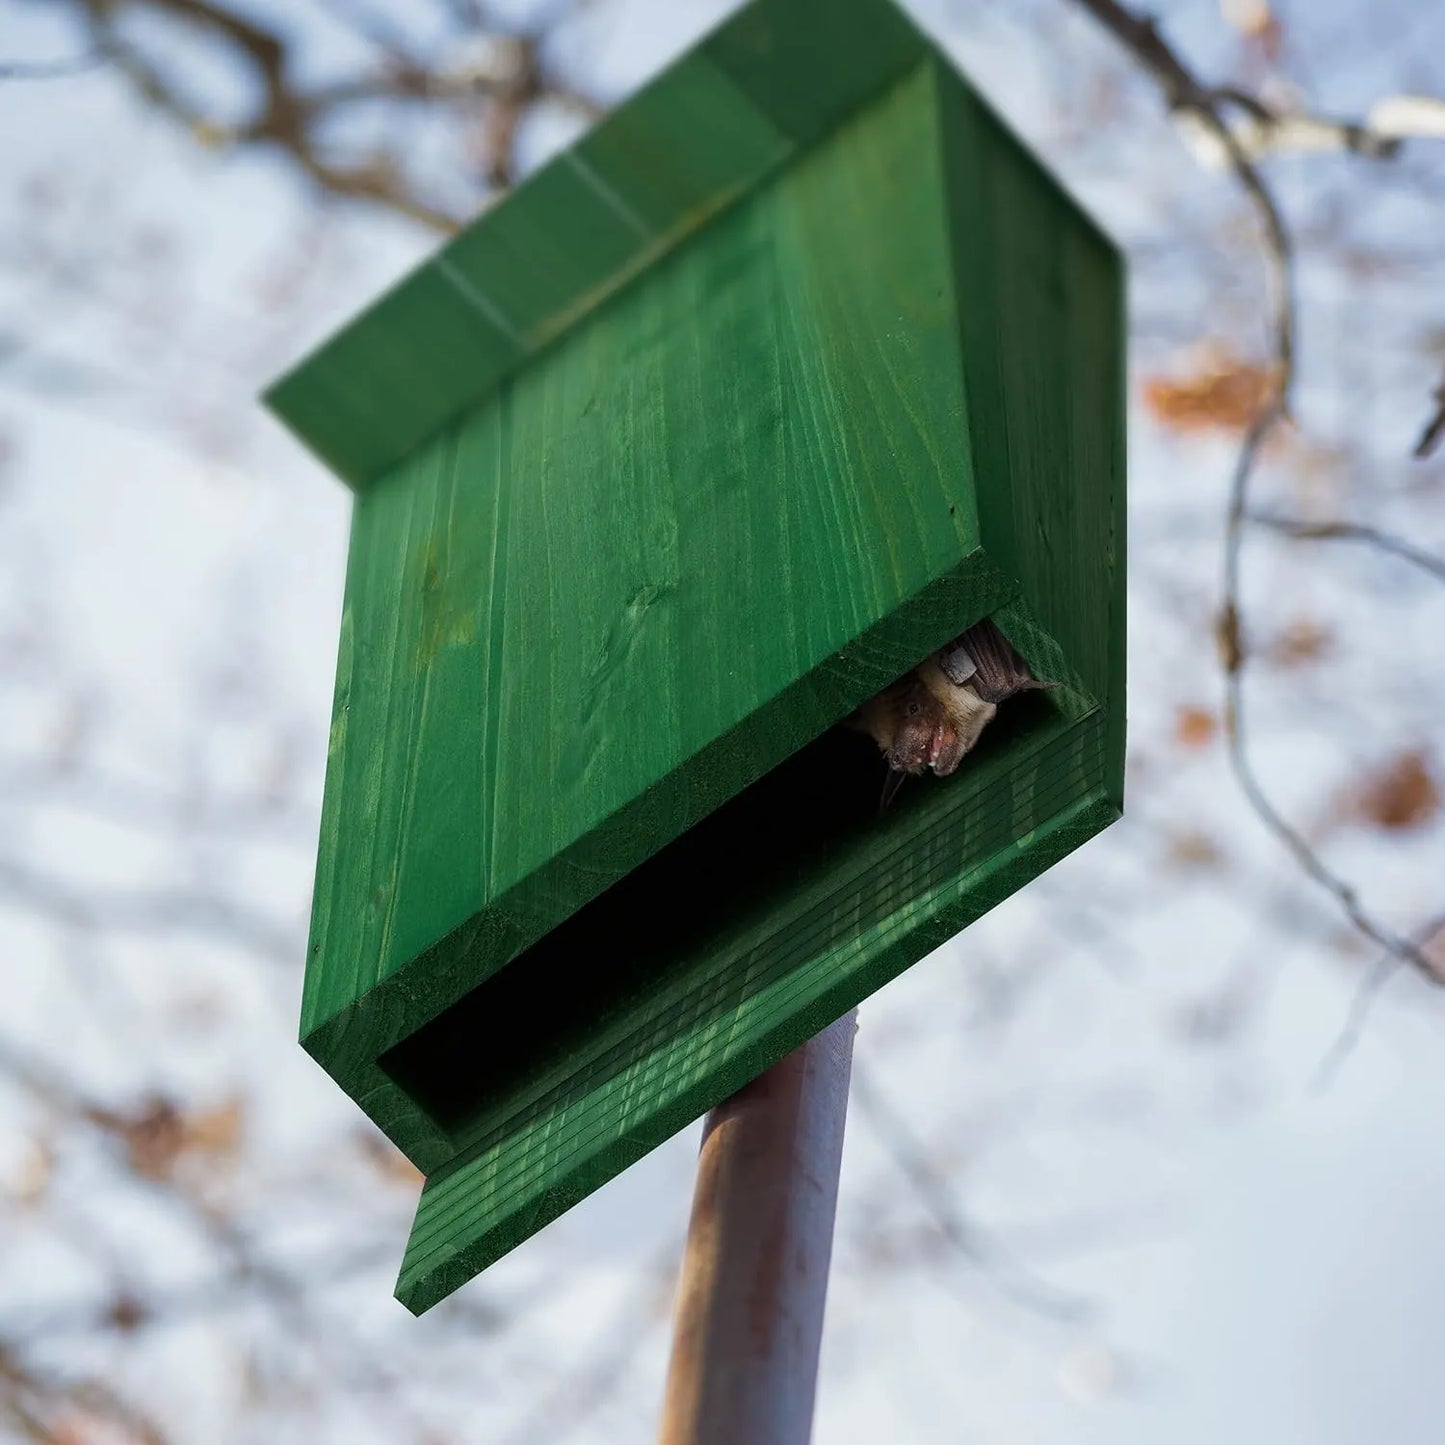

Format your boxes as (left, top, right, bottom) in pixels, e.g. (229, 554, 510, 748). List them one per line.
(1248, 510, 1445, 584)
(60, 0, 601, 231)
(0, 47, 113, 80)
(1070, 0, 1443, 990)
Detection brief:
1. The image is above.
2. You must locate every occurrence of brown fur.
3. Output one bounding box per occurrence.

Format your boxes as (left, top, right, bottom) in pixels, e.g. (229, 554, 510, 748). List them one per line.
(850, 622, 1050, 798)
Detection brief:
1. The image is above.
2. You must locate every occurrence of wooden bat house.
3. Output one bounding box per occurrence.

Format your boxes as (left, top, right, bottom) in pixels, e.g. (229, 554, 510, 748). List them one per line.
(265, 0, 1126, 1313)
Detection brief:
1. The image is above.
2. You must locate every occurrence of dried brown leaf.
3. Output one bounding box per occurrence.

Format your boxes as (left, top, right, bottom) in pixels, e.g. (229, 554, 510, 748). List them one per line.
(111, 1094, 246, 1180)
(1167, 830, 1226, 867)
(1348, 749, 1441, 832)
(184, 1097, 246, 1158)
(116, 1097, 186, 1181)
(356, 1128, 423, 1187)
(1143, 353, 1277, 434)
(1424, 931, 1445, 977)
(1174, 705, 1218, 749)
(1221, 0, 1283, 60)
(106, 1293, 148, 1333)
(1221, 0, 1273, 36)
(10, 1136, 54, 1208)
(1268, 618, 1332, 668)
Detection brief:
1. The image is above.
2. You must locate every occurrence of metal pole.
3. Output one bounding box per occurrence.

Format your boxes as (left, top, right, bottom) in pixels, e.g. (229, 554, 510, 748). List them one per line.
(657, 1010, 857, 1445)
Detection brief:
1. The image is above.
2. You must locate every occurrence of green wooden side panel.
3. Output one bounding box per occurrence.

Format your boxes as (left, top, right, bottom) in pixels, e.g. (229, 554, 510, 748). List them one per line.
(939, 73, 1127, 800)
(264, 0, 1125, 1312)
(301, 68, 996, 1113)
(383, 57, 1126, 1304)
(265, 0, 929, 488)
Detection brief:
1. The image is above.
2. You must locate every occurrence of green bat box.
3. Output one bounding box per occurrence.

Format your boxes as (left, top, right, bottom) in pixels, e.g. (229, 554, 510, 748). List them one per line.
(267, 0, 1125, 1313)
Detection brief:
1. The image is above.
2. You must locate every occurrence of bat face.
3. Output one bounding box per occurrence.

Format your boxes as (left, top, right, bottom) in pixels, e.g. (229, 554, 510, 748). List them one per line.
(848, 619, 1055, 809)
(855, 676, 943, 775)
(855, 672, 983, 778)
(889, 680, 947, 774)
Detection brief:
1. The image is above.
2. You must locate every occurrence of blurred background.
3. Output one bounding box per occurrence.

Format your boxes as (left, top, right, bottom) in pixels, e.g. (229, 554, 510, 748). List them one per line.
(1, 0, 1443, 1440)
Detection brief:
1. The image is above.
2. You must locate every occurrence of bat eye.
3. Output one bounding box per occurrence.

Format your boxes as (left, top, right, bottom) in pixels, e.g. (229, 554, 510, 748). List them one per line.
(907, 701, 921, 716)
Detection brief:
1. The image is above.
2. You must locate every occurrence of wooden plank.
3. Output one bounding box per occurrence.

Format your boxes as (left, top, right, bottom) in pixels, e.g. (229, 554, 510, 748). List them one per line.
(396, 709, 1112, 1311)
(264, 0, 929, 490)
(301, 65, 987, 1067)
(938, 69, 1127, 800)
(265, 1, 1126, 1302)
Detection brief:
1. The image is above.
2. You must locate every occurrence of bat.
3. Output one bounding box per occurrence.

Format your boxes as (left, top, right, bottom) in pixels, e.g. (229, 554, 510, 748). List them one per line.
(850, 619, 1054, 811)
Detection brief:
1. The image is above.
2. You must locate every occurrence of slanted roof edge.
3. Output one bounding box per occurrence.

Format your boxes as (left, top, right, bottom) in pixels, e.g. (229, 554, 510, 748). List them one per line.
(263, 0, 931, 490)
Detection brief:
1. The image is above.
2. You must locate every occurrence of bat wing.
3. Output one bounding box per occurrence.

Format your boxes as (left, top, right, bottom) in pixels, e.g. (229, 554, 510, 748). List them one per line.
(947, 619, 1054, 704)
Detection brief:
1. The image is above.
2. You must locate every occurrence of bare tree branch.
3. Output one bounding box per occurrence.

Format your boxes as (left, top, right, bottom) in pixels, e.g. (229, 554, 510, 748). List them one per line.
(498, 1241, 679, 1445)
(1178, 89, 1398, 165)
(0, 47, 113, 81)
(1069, 0, 1443, 164)
(1366, 94, 1445, 142)
(0, 1346, 169, 1444)
(1314, 912, 1445, 1089)
(1068, 0, 1295, 369)
(0, 1239, 398, 1343)
(0, 754, 316, 842)
(1248, 510, 1445, 584)
(0, 855, 300, 965)
(850, 1061, 1091, 1321)
(56, 0, 602, 231)
(1069, 0, 1445, 990)
(1414, 370, 1445, 459)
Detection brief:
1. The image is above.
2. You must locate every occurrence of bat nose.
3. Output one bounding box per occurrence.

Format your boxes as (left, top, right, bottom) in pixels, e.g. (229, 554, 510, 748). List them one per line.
(888, 734, 928, 773)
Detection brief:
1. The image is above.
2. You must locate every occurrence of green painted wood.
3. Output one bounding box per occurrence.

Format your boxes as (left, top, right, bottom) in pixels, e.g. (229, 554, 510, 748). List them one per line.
(939, 70, 1127, 805)
(297, 63, 1023, 1169)
(264, 0, 1125, 1312)
(265, 0, 929, 489)
(397, 708, 1111, 1312)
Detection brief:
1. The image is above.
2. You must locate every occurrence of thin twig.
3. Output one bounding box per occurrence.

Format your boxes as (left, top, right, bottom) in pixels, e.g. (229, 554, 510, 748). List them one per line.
(1248, 510, 1445, 584)
(1070, 0, 1444, 989)
(1181, 88, 1401, 164)
(0, 855, 300, 965)
(0, 1239, 398, 1342)
(499, 1241, 679, 1445)
(0, 47, 112, 80)
(0, 756, 317, 841)
(1313, 913, 1445, 1089)
(60, 0, 601, 230)
(850, 1061, 1091, 1322)
(1070, 0, 1442, 164)
(0, 1346, 169, 1444)
(1414, 370, 1445, 458)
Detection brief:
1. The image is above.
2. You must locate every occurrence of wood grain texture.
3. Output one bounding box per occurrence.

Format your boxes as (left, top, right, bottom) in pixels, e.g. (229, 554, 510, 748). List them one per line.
(939, 68, 1127, 804)
(396, 710, 1112, 1312)
(265, 0, 928, 488)
(263, 0, 1126, 1311)
(299, 63, 1017, 1169)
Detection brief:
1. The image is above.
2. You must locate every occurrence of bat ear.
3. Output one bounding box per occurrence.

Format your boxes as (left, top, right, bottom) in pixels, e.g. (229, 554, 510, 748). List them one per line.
(955, 619, 1056, 704)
